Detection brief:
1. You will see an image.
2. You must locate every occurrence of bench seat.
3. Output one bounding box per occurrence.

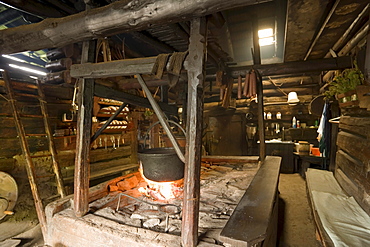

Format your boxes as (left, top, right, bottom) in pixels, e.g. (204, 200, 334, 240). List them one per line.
(306, 168, 370, 247)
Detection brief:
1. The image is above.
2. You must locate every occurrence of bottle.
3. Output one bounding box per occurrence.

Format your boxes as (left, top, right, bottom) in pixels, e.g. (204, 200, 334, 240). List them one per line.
(297, 120, 300, 128)
(292, 117, 297, 128)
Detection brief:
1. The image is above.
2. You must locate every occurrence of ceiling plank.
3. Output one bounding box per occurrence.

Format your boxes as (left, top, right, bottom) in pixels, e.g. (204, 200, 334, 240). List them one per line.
(307, 0, 370, 60)
(0, 0, 273, 54)
(284, 0, 330, 62)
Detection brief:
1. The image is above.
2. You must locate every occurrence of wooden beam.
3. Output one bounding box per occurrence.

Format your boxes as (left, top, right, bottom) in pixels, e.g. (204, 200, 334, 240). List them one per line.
(181, 17, 206, 247)
(70, 57, 158, 78)
(206, 77, 319, 95)
(365, 13, 370, 84)
(230, 56, 353, 78)
(251, 16, 265, 161)
(321, 22, 369, 88)
(252, 16, 261, 65)
(94, 83, 177, 115)
(96, 77, 167, 90)
(0, 0, 273, 54)
(74, 39, 95, 218)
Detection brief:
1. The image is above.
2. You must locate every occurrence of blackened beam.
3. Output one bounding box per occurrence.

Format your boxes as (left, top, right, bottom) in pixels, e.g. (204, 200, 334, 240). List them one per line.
(94, 83, 177, 115)
(230, 56, 353, 77)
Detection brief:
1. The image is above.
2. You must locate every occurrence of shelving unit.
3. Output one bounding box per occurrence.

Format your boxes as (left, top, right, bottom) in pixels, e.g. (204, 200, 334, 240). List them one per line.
(94, 98, 133, 134)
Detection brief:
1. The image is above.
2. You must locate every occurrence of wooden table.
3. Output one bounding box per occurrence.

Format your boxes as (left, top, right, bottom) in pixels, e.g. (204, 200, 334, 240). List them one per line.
(293, 152, 327, 177)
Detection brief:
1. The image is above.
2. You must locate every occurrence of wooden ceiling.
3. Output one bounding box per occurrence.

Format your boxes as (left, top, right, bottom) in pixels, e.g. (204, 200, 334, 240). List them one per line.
(0, 0, 368, 103)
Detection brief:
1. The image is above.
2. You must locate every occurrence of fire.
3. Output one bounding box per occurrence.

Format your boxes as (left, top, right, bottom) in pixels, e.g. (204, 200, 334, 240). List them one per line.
(139, 165, 183, 201)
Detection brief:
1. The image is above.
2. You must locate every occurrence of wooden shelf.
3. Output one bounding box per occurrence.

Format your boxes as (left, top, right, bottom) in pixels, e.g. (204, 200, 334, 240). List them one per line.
(96, 113, 127, 118)
(98, 100, 124, 106)
(53, 135, 76, 139)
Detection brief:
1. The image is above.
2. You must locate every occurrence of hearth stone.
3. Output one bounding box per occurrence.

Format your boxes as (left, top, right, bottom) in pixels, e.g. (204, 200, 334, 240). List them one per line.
(45, 161, 259, 246)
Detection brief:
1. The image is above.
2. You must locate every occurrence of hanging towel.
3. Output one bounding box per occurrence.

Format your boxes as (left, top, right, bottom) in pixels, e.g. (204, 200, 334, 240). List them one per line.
(318, 102, 331, 168)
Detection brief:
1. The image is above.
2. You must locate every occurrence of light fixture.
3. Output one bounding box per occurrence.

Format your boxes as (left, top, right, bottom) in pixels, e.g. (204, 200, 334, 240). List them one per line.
(287, 92, 299, 105)
(9, 64, 47, 76)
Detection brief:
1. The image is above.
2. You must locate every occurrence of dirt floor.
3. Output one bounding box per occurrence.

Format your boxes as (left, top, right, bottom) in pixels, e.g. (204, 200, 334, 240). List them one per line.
(1, 172, 322, 246)
(278, 173, 321, 247)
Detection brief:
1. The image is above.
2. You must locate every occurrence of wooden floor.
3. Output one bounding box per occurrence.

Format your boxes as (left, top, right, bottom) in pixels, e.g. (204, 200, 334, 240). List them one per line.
(277, 173, 321, 247)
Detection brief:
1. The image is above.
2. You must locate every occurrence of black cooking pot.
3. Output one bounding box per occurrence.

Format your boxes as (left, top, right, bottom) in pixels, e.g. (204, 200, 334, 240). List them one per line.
(138, 147, 184, 182)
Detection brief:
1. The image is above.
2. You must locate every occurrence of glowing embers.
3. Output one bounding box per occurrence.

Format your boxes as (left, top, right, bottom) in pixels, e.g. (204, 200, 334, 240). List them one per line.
(138, 165, 183, 201)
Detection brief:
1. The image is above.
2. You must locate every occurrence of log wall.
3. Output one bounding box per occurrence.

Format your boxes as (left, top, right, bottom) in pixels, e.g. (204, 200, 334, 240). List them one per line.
(335, 115, 370, 215)
(0, 79, 138, 189)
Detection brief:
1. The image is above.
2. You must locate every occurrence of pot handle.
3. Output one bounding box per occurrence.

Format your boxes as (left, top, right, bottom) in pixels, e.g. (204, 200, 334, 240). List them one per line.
(143, 120, 186, 148)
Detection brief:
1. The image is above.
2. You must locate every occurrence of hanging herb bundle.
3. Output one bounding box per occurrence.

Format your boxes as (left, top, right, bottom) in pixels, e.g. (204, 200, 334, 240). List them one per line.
(324, 61, 364, 99)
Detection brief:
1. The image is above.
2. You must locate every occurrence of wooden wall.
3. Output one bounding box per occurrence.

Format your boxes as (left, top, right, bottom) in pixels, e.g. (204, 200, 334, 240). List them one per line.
(0, 80, 74, 172)
(0, 79, 138, 191)
(335, 115, 370, 215)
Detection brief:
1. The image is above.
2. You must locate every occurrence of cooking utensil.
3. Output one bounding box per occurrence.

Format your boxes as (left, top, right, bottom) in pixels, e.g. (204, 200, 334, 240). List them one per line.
(138, 120, 186, 182)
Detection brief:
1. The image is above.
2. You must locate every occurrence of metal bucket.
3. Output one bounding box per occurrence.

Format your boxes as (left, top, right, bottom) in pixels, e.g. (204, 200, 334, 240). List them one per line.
(138, 147, 184, 182)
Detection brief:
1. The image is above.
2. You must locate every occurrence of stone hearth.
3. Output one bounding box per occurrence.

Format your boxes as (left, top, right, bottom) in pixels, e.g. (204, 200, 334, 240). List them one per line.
(45, 160, 259, 247)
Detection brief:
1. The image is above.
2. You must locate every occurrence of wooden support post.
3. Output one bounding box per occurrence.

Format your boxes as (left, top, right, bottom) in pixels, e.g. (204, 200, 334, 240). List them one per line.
(161, 85, 169, 103)
(252, 16, 261, 66)
(365, 13, 370, 85)
(74, 39, 96, 217)
(181, 17, 206, 247)
(252, 16, 266, 161)
(257, 71, 266, 161)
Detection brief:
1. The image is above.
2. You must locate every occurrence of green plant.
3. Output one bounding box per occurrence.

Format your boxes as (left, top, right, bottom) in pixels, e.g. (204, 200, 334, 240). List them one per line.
(324, 62, 364, 99)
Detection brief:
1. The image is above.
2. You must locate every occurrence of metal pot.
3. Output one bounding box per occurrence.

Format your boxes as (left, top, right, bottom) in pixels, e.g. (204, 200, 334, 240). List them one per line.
(138, 147, 184, 182)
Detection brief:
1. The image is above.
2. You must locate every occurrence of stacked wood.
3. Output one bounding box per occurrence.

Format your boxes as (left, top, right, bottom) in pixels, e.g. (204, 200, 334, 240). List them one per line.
(45, 44, 80, 84)
(46, 70, 72, 84)
(45, 58, 72, 71)
(46, 44, 77, 61)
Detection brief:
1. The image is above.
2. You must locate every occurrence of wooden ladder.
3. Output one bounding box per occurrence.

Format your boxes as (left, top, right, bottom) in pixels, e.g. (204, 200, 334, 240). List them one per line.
(2, 70, 66, 238)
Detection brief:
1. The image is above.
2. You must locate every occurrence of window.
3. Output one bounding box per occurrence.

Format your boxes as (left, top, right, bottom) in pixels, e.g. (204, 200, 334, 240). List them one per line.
(258, 28, 274, 46)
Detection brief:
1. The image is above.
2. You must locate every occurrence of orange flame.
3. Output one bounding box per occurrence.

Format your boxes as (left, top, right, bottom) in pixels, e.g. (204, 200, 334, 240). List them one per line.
(139, 165, 183, 201)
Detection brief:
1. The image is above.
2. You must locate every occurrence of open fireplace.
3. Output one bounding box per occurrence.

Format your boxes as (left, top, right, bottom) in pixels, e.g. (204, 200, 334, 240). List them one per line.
(45, 156, 280, 247)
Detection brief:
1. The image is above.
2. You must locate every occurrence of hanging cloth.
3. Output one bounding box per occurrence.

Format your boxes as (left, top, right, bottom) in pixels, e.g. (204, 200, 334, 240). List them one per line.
(318, 102, 331, 169)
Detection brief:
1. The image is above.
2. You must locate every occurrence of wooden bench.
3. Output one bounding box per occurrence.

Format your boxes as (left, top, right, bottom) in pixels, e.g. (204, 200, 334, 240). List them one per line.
(305, 168, 370, 246)
(219, 156, 282, 247)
